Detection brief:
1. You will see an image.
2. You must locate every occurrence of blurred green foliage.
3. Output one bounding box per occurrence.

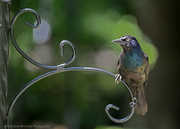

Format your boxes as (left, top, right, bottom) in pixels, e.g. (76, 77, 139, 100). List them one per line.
(8, 0, 158, 129)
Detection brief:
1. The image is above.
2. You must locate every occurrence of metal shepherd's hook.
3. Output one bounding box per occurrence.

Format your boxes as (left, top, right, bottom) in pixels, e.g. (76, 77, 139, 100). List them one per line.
(6, 8, 137, 129)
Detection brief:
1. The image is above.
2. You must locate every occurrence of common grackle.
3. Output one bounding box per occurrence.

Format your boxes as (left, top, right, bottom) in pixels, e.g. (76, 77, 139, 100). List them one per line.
(112, 35, 149, 115)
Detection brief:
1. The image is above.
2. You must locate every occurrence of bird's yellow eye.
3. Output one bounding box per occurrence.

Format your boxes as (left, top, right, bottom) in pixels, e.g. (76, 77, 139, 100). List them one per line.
(126, 38, 129, 41)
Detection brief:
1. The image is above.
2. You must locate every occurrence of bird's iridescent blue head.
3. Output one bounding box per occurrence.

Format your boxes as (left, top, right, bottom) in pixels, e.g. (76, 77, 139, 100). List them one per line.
(112, 35, 141, 51)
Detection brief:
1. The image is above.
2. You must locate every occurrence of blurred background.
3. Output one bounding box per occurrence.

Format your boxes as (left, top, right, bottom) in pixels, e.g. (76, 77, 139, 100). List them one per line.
(7, 0, 179, 129)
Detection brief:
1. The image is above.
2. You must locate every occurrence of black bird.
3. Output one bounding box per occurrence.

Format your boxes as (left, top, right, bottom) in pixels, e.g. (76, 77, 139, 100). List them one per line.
(112, 35, 149, 115)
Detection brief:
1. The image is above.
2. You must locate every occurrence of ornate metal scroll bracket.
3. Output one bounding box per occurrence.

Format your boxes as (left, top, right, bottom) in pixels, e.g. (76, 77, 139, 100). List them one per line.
(105, 81, 137, 123)
(5, 8, 137, 128)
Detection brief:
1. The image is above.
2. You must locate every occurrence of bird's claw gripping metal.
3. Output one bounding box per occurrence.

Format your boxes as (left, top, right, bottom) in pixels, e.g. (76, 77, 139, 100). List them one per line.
(129, 97, 137, 108)
(105, 96, 137, 123)
(115, 74, 122, 84)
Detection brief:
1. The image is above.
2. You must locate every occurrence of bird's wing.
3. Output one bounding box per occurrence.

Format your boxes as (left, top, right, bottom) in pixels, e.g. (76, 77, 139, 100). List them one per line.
(117, 51, 123, 71)
(144, 53, 149, 86)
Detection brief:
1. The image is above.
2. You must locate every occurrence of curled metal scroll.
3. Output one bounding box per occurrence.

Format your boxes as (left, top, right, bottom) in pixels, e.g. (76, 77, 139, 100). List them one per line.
(6, 8, 137, 128)
(105, 80, 137, 123)
(10, 8, 76, 70)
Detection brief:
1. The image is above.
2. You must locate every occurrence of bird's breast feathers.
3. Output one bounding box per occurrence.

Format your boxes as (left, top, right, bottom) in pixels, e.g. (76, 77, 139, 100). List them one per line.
(119, 52, 147, 84)
(120, 51, 145, 70)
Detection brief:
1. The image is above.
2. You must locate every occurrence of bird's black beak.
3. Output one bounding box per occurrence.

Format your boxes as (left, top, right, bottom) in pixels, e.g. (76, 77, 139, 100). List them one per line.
(112, 38, 125, 45)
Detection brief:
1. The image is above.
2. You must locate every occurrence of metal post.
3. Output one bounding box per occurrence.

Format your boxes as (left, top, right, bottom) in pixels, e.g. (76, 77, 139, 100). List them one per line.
(0, 0, 10, 128)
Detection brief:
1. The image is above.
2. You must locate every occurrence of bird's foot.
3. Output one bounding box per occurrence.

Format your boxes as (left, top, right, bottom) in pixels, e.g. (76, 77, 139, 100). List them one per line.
(115, 74, 122, 84)
(129, 97, 137, 107)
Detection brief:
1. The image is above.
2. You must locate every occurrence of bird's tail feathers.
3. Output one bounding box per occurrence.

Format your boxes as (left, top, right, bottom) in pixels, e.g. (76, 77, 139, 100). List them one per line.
(135, 86, 148, 115)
